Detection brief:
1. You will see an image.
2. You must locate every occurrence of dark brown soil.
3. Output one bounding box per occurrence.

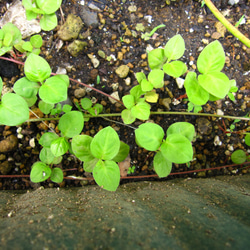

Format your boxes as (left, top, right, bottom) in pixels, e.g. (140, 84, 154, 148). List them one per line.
(0, 0, 249, 190)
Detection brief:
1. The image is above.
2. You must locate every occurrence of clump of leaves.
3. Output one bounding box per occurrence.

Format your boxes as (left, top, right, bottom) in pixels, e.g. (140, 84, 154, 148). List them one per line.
(184, 40, 234, 111)
(72, 126, 130, 191)
(135, 122, 195, 177)
(22, 0, 62, 31)
(0, 23, 22, 56)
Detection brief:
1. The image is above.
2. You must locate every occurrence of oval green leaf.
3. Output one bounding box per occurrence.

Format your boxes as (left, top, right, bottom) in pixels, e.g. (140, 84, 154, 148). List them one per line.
(121, 109, 136, 125)
(40, 13, 58, 31)
(153, 151, 172, 178)
(39, 132, 59, 147)
(163, 61, 187, 78)
(90, 126, 120, 160)
(0, 93, 29, 126)
(58, 111, 84, 138)
(148, 69, 164, 88)
(112, 141, 130, 162)
(161, 134, 193, 164)
(164, 34, 185, 61)
(36, 0, 62, 14)
(231, 149, 247, 164)
(184, 72, 209, 105)
(122, 94, 135, 109)
(50, 167, 64, 183)
(39, 147, 55, 164)
(197, 40, 225, 74)
(24, 54, 51, 82)
(71, 135, 94, 162)
(135, 122, 164, 151)
(30, 161, 51, 183)
(131, 102, 151, 121)
(13, 77, 40, 98)
(93, 160, 120, 191)
(50, 137, 69, 157)
(167, 122, 195, 142)
(148, 48, 166, 70)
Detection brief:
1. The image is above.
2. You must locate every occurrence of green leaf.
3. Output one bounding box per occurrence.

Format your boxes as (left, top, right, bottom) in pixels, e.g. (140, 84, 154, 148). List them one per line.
(121, 109, 136, 124)
(148, 48, 166, 69)
(39, 75, 68, 104)
(145, 91, 159, 103)
(2, 23, 22, 47)
(39, 132, 59, 147)
(148, 69, 164, 88)
(25, 10, 39, 20)
(30, 34, 43, 48)
(40, 13, 58, 31)
(50, 137, 69, 157)
(90, 126, 120, 160)
(50, 168, 64, 183)
(13, 77, 40, 98)
(0, 93, 29, 126)
(39, 147, 55, 164)
(245, 134, 250, 146)
(88, 103, 103, 116)
(135, 122, 164, 151)
(184, 72, 209, 105)
(163, 61, 187, 78)
(167, 122, 195, 142)
(0, 46, 12, 56)
(131, 102, 151, 121)
(58, 111, 84, 138)
(161, 134, 193, 164)
(198, 72, 230, 99)
(22, 41, 33, 52)
(81, 98, 92, 110)
(164, 34, 185, 61)
(0, 77, 3, 95)
(122, 95, 135, 109)
(36, 0, 62, 14)
(112, 141, 130, 162)
(153, 151, 172, 178)
(84, 158, 99, 172)
(71, 135, 95, 162)
(197, 40, 225, 74)
(38, 100, 54, 114)
(93, 160, 120, 191)
(130, 85, 145, 102)
(30, 161, 51, 183)
(141, 79, 153, 92)
(231, 149, 247, 164)
(24, 54, 51, 82)
(135, 72, 146, 84)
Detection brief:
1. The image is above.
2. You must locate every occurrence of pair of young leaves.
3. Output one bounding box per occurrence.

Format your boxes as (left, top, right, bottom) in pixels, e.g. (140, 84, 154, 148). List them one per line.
(135, 122, 195, 178)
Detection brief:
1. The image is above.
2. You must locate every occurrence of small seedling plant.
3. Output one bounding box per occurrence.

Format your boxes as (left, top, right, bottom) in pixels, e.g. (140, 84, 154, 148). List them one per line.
(0, 26, 248, 191)
(22, 0, 62, 31)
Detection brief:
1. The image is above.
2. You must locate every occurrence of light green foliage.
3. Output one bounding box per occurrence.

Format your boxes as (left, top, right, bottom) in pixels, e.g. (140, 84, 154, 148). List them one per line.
(80, 97, 103, 117)
(245, 134, 250, 146)
(231, 149, 247, 164)
(135, 122, 195, 178)
(72, 126, 130, 191)
(127, 166, 136, 174)
(184, 40, 233, 108)
(148, 34, 187, 78)
(22, 0, 62, 31)
(0, 23, 22, 56)
(141, 24, 166, 41)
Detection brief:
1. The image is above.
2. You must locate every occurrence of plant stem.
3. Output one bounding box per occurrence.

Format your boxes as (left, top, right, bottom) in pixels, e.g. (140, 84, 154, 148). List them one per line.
(27, 111, 250, 122)
(204, 0, 250, 48)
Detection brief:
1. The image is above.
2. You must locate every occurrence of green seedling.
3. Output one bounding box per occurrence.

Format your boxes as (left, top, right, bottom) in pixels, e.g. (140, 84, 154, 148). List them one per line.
(22, 0, 62, 31)
(141, 24, 166, 41)
(30, 110, 84, 184)
(80, 97, 103, 119)
(128, 166, 136, 174)
(184, 40, 234, 109)
(72, 126, 130, 191)
(235, 15, 245, 28)
(14, 34, 43, 56)
(0, 23, 22, 56)
(148, 34, 187, 78)
(135, 122, 195, 177)
(13, 53, 69, 107)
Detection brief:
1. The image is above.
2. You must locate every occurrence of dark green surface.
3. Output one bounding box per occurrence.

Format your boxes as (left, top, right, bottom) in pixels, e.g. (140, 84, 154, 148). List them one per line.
(0, 175, 249, 249)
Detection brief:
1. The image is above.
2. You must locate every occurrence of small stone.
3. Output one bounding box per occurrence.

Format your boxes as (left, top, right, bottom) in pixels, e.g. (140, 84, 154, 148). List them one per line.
(0, 135, 18, 153)
(115, 65, 130, 78)
(90, 69, 99, 80)
(117, 52, 123, 60)
(141, 53, 147, 60)
(118, 154, 131, 177)
(176, 78, 185, 89)
(111, 34, 117, 40)
(67, 40, 87, 57)
(211, 32, 222, 40)
(128, 5, 137, 12)
(0, 160, 13, 175)
(214, 135, 222, 146)
(74, 88, 86, 98)
(88, 54, 100, 68)
(161, 98, 171, 110)
(125, 28, 132, 36)
(98, 50, 106, 58)
(202, 39, 209, 44)
(79, 6, 99, 27)
(197, 118, 212, 135)
(29, 138, 36, 148)
(124, 77, 131, 86)
(108, 91, 120, 104)
(215, 21, 227, 37)
(58, 14, 83, 41)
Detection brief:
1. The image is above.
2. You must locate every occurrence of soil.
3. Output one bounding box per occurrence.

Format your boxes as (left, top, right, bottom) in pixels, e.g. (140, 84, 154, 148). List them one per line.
(0, 0, 250, 190)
